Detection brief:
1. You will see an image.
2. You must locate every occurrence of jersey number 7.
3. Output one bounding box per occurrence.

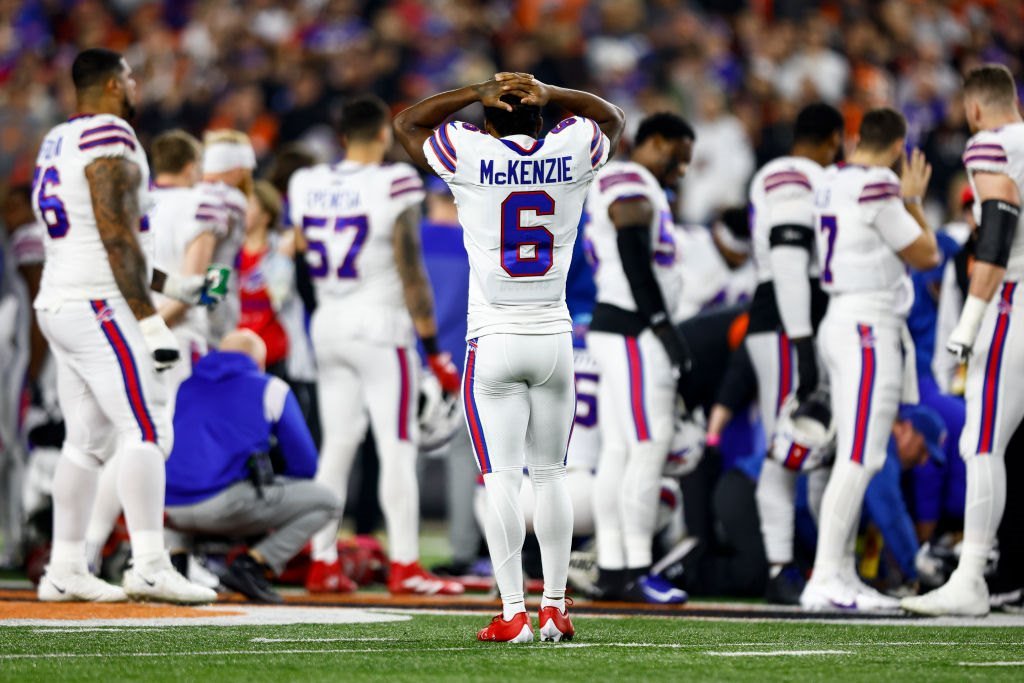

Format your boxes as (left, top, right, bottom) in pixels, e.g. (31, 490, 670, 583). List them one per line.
(818, 214, 838, 284)
(304, 215, 369, 279)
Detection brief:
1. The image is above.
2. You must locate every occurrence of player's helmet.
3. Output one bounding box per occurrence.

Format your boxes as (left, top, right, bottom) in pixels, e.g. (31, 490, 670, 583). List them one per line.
(771, 391, 836, 472)
(418, 373, 462, 453)
(664, 408, 705, 477)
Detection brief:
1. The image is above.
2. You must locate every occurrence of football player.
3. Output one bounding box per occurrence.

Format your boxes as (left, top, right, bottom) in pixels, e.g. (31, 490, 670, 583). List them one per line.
(394, 73, 624, 642)
(585, 113, 694, 602)
(31, 49, 215, 603)
(801, 109, 939, 611)
(745, 103, 844, 604)
(903, 64, 1024, 617)
(290, 96, 464, 597)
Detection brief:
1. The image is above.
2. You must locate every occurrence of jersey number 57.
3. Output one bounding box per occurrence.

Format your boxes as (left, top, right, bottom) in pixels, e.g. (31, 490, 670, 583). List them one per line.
(303, 215, 369, 279)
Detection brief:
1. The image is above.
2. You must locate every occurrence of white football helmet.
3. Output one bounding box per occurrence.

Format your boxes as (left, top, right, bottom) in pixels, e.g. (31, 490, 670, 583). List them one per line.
(771, 391, 835, 472)
(664, 408, 705, 477)
(418, 372, 462, 454)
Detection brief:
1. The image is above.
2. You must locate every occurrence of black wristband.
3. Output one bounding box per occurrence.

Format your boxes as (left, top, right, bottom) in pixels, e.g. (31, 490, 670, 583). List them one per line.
(652, 320, 693, 373)
(792, 336, 818, 401)
(422, 336, 440, 356)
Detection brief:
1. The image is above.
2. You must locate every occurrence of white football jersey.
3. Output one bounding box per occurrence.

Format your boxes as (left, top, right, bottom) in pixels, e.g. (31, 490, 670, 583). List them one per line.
(424, 117, 609, 339)
(963, 123, 1024, 280)
(288, 160, 425, 345)
(31, 114, 151, 308)
(567, 347, 600, 472)
(199, 180, 247, 344)
(673, 223, 756, 320)
(149, 183, 230, 337)
(749, 155, 824, 284)
(586, 160, 682, 316)
(813, 164, 921, 315)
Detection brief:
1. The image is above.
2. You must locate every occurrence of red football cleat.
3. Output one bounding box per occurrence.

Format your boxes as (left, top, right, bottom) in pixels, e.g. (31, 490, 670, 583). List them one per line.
(305, 559, 357, 594)
(538, 600, 575, 642)
(477, 612, 533, 643)
(388, 561, 465, 596)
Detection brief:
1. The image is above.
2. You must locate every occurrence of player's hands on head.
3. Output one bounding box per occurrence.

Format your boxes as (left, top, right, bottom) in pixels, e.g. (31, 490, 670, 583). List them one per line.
(139, 314, 181, 371)
(495, 72, 551, 108)
(473, 79, 515, 112)
(900, 148, 932, 201)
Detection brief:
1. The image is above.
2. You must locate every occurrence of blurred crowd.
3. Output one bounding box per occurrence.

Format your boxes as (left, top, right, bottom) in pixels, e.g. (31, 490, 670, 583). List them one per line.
(3, 0, 1024, 221)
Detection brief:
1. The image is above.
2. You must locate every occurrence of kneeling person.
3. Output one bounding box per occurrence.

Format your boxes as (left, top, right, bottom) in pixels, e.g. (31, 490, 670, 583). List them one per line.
(164, 330, 340, 603)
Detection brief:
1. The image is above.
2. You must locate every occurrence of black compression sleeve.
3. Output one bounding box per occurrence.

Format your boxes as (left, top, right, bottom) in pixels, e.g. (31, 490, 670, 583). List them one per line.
(616, 225, 668, 323)
(768, 223, 815, 250)
(976, 199, 1020, 268)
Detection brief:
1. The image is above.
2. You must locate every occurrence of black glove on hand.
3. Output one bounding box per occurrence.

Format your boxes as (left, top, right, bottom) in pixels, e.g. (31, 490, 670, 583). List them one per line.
(793, 336, 818, 403)
(652, 318, 693, 375)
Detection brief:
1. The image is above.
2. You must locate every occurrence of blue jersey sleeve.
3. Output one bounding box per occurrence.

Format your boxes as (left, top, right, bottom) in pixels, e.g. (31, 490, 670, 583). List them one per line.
(272, 390, 319, 479)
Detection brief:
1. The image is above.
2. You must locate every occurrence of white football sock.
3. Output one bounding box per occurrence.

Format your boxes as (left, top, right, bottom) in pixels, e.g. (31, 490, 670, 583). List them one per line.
(310, 434, 361, 564)
(593, 445, 627, 570)
(85, 455, 123, 560)
(50, 451, 101, 572)
(960, 455, 1007, 577)
(117, 442, 167, 568)
(482, 469, 526, 619)
(378, 442, 419, 565)
(812, 459, 873, 578)
(530, 462, 572, 608)
(621, 441, 666, 569)
(756, 458, 798, 565)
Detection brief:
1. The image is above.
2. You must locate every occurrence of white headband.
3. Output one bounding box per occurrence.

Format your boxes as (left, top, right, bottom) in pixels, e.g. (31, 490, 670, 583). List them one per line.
(203, 141, 256, 174)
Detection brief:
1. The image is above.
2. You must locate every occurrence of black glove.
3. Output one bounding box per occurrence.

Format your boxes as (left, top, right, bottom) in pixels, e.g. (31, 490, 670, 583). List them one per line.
(792, 336, 818, 403)
(652, 318, 693, 375)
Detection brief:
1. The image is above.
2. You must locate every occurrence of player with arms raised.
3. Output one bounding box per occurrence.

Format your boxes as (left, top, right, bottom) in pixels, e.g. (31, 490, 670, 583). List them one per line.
(801, 109, 939, 611)
(395, 74, 624, 642)
(32, 49, 215, 603)
(903, 65, 1024, 617)
(290, 96, 464, 597)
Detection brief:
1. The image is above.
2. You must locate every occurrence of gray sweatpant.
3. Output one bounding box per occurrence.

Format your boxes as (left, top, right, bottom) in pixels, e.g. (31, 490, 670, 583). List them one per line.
(166, 479, 340, 575)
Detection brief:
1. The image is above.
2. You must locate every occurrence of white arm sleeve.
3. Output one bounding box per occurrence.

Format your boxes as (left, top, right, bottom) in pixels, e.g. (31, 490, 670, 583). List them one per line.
(932, 261, 964, 394)
(770, 245, 813, 338)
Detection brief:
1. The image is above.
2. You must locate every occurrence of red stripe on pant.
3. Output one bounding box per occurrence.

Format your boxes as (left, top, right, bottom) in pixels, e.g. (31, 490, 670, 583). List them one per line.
(463, 342, 491, 472)
(625, 337, 650, 441)
(90, 300, 157, 443)
(776, 332, 792, 412)
(396, 348, 411, 442)
(850, 324, 876, 464)
(977, 282, 1017, 454)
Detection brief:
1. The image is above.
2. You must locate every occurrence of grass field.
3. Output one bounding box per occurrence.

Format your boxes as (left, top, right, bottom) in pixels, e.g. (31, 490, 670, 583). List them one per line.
(3, 607, 1024, 682)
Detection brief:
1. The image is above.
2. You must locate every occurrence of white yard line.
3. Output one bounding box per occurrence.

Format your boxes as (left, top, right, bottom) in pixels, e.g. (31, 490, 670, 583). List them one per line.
(959, 661, 1024, 667)
(705, 650, 852, 657)
(250, 637, 392, 643)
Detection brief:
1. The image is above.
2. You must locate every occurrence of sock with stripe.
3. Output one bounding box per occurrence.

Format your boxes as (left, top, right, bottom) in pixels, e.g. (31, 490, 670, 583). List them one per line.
(118, 442, 168, 569)
(482, 469, 527, 620)
(960, 455, 1006, 577)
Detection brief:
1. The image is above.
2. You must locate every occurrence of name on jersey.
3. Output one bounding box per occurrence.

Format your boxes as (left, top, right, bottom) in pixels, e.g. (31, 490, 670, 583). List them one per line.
(304, 188, 361, 212)
(479, 157, 573, 185)
(39, 136, 63, 161)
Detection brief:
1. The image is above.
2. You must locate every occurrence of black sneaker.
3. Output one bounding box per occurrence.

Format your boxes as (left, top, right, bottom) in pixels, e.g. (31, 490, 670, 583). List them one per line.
(994, 588, 1024, 613)
(765, 564, 806, 605)
(221, 554, 283, 604)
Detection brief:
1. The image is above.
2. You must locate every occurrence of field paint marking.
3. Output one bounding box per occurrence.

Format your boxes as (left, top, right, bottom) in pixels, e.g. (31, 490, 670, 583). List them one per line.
(706, 650, 852, 657)
(251, 637, 392, 643)
(31, 628, 167, 633)
(959, 662, 1024, 667)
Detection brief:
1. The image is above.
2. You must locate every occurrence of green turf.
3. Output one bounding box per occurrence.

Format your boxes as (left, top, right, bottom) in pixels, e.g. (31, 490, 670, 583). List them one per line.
(2, 614, 1023, 681)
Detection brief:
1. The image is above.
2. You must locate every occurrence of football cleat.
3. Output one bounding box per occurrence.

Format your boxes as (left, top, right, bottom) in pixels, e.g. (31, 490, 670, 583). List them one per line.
(900, 569, 990, 617)
(765, 564, 806, 605)
(38, 567, 127, 602)
(621, 574, 688, 604)
(477, 612, 533, 643)
(221, 554, 283, 604)
(841, 567, 900, 610)
(123, 557, 218, 604)
(800, 573, 859, 611)
(388, 561, 465, 596)
(538, 599, 575, 642)
(305, 559, 357, 594)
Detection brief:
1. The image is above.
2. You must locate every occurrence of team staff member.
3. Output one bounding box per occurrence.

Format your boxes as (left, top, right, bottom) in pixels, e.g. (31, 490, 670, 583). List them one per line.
(165, 330, 339, 603)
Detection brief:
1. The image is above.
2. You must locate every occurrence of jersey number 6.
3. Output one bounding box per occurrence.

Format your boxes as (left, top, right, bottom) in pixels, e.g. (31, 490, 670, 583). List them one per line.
(501, 191, 555, 277)
(33, 166, 71, 239)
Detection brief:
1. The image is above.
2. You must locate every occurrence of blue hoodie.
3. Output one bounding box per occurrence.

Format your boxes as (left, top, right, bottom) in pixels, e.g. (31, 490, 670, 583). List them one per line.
(165, 351, 318, 506)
